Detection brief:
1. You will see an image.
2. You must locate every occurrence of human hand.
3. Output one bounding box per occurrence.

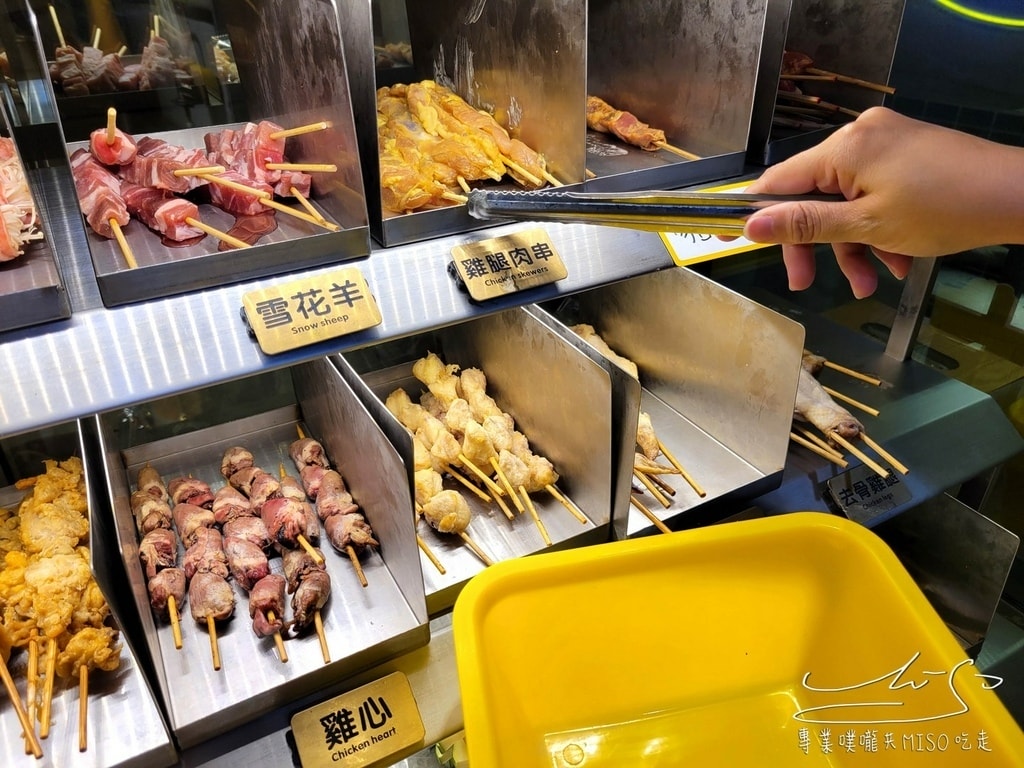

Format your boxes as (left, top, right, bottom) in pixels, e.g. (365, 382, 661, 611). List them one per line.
(743, 107, 1024, 297)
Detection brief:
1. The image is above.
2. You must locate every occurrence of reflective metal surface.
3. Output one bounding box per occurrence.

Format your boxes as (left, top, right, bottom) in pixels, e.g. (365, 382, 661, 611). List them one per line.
(540, 268, 805, 536)
(0, 216, 673, 437)
(343, 307, 615, 614)
(0, 426, 176, 768)
(587, 0, 766, 186)
(96, 375, 429, 747)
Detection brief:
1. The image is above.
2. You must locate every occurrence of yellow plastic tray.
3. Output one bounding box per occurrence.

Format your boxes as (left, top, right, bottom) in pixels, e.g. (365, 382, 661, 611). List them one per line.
(453, 513, 1024, 766)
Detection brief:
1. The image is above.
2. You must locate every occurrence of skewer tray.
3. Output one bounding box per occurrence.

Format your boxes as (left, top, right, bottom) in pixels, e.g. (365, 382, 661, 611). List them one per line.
(0, 422, 176, 768)
(94, 358, 428, 747)
(339, 306, 616, 614)
(538, 267, 805, 537)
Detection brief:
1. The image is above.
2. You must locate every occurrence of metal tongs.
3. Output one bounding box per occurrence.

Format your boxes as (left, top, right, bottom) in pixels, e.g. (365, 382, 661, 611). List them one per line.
(467, 188, 842, 235)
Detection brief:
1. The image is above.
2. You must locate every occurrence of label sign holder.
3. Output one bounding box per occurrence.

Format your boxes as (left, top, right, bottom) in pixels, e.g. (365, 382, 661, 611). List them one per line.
(291, 671, 425, 768)
(241, 267, 382, 354)
(450, 226, 567, 301)
(825, 463, 912, 526)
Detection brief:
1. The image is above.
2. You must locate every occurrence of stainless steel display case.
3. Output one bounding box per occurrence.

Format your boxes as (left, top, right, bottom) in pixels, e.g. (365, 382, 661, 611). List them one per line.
(584, 0, 768, 192)
(752, 0, 907, 164)
(341, 307, 617, 614)
(94, 358, 429, 748)
(28, 0, 370, 307)
(357, 0, 588, 246)
(0, 97, 69, 331)
(539, 267, 805, 537)
(0, 422, 176, 768)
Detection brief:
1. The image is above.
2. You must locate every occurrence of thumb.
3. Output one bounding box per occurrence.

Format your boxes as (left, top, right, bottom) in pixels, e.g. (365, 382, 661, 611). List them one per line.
(744, 201, 858, 246)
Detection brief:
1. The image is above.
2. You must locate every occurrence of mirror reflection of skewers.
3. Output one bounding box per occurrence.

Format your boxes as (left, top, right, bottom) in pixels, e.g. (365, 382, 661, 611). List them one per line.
(586, 95, 701, 161)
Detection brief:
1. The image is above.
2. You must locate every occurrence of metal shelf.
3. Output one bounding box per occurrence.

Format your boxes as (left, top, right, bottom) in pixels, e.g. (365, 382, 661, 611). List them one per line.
(0, 168, 674, 437)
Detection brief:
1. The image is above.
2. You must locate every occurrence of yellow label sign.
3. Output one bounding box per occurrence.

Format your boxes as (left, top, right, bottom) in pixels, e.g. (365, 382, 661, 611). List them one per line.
(451, 227, 567, 300)
(660, 181, 772, 267)
(242, 267, 382, 354)
(291, 671, 424, 768)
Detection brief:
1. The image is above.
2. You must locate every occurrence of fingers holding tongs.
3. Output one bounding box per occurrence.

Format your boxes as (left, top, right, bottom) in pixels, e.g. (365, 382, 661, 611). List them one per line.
(466, 188, 844, 235)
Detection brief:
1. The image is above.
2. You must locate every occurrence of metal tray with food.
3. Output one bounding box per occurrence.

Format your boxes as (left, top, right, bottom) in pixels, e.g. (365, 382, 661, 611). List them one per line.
(0, 426, 176, 768)
(94, 359, 428, 747)
(538, 267, 805, 537)
(65, 116, 370, 307)
(0, 108, 70, 332)
(339, 307, 617, 614)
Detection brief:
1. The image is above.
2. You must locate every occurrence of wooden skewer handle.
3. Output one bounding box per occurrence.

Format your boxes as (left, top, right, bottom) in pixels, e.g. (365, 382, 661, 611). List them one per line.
(1, 660, 43, 758)
(630, 495, 672, 534)
(822, 359, 883, 386)
(78, 665, 88, 752)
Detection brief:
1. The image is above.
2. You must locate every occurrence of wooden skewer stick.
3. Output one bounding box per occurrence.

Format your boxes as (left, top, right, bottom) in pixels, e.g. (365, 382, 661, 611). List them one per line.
(655, 142, 701, 161)
(456, 176, 471, 194)
(544, 484, 588, 524)
(541, 169, 563, 187)
(92, 26, 101, 49)
(270, 121, 330, 140)
(441, 191, 468, 204)
(646, 470, 676, 496)
(314, 610, 330, 664)
(457, 453, 507, 500)
(417, 534, 446, 574)
(110, 218, 137, 268)
(633, 463, 679, 475)
(296, 534, 324, 564)
(634, 471, 671, 508)
(173, 165, 226, 177)
(25, 637, 38, 754)
(290, 186, 327, 224)
(822, 385, 880, 417)
(78, 665, 88, 752)
(168, 595, 183, 649)
(153, 13, 161, 38)
(780, 74, 837, 82)
(657, 439, 706, 498)
(805, 67, 895, 94)
(117, 44, 127, 56)
(198, 173, 272, 198)
(502, 157, 542, 187)
(829, 431, 889, 478)
(1, 657, 43, 758)
(585, 168, 597, 179)
(184, 217, 251, 250)
(860, 433, 910, 476)
(822, 359, 883, 386)
(630, 495, 671, 534)
(790, 431, 848, 467)
(105, 107, 117, 145)
(207, 616, 222, 671)
(458, 531, 493, 566)
(262, 198, 341, 231)
(265, 162, 337, 173)
(40, 637, 56, 739)
(446, 466, 493, 504)
(266, 611, 288, 663)
(346, 546, 368, 588)
(48, 5, 66, 48)
(490, 457, 524, 514)
(796, 426, 846, 462)
(484, 168, 504, 182)
(520, 486, 551, 546)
